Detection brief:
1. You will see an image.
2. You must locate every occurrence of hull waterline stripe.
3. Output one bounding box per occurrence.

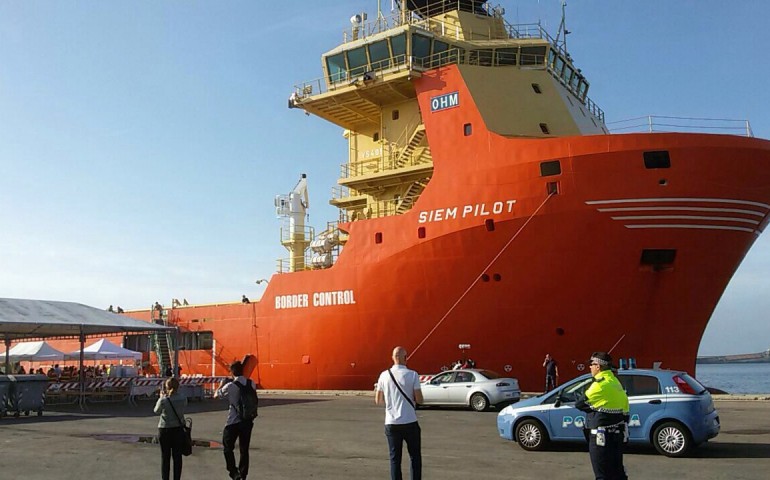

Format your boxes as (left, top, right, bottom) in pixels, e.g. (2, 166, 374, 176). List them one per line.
(611, 215, 760, 225)
(624, 224, 756, 233)
(586, 197, 770, 209)
(408, 193, 554, 361)
(598, 206, 766, 217)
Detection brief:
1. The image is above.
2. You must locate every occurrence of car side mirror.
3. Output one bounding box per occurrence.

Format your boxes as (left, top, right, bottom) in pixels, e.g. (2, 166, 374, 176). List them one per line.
(554, 389, 566, 407)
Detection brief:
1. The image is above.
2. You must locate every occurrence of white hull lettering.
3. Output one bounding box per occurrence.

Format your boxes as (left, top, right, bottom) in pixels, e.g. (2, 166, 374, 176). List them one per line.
(274, 290, 356, 310)
(418, 200, 516, 224)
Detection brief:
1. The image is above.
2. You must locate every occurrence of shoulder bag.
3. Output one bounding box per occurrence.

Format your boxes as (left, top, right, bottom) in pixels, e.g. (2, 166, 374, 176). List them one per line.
(167, 397, 193, 456)
(387, 368, 416, 410)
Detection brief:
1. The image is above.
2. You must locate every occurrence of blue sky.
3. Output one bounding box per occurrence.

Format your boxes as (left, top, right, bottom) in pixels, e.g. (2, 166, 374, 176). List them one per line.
(1, 1, 768, 356)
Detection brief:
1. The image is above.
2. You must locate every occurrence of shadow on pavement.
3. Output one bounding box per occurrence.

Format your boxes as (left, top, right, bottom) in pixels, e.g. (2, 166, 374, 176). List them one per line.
(690, 441, 770, 459)
(1, 397, 330, 422)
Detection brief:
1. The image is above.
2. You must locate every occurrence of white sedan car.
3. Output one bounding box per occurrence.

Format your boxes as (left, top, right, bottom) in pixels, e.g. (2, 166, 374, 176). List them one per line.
(420, 369, 520, 411)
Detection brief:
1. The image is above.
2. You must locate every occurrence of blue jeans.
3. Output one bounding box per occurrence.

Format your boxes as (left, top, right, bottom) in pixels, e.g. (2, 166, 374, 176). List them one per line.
(385, 422, 421, 480)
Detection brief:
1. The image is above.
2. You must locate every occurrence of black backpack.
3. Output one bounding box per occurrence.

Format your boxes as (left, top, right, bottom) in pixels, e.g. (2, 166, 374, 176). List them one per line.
(234, 380, 259, 421)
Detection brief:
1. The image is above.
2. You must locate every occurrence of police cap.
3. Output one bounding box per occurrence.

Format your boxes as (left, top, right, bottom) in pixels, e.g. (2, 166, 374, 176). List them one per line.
(588, 351, 613, 367)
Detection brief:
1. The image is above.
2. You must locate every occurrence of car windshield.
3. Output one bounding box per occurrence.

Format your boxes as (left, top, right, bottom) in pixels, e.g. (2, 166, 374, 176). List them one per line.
(478, 370, 501, 379)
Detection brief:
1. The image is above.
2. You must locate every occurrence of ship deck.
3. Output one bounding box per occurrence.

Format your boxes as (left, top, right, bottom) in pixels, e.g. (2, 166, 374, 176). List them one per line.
(2, 394, 768, 479)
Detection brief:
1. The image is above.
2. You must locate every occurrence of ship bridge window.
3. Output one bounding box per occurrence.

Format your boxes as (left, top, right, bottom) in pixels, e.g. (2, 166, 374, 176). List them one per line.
(469, 49, 493, 66)
(553, 55, 565, 77)
(326, 52, 347, 83)
(391, 33, 407, 58)
(570, 72, 581, 90)
(412, 34, 432, 65)
(643, 151, 671, 169)
(548, 48, 556, 68)
(520, 46, 546, 66)
(431, 40, 450, 67)
(562, 66, 574, 84)
(495, 48, 518, 66)
(368, 40, 391, 70)
(347, 46, 369, 77)
(578, 80, 589, 100)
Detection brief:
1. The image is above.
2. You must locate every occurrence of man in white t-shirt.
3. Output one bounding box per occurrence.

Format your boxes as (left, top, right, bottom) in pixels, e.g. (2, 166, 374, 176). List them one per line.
(375, 346, 424, 480)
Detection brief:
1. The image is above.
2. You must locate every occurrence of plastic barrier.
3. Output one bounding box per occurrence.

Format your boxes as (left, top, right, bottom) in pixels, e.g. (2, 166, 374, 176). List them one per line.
(0, 375, 10, 417)
(7, 375, 48, 417)
(43, 376, 231, 406)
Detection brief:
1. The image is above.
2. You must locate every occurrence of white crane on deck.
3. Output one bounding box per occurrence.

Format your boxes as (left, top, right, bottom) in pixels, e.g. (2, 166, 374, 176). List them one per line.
(275, 174, 311, 272)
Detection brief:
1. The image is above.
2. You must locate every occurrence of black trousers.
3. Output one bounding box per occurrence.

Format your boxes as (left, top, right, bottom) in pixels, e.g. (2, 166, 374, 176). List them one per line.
(545, 375, 557, 391)
(159, 426, 184, 480)
(223, 420, 254, 479)
(385, 422, 421, 480)
(588, 430, 627, 480)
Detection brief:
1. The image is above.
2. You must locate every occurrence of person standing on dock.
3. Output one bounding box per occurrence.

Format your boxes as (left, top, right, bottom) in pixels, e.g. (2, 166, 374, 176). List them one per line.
(154, 377, 187, 480)
(543, 353, 559, 391)
(215, 361, 257, 480)
(375, 346, 423, 480)
(576, 352, 629, 480)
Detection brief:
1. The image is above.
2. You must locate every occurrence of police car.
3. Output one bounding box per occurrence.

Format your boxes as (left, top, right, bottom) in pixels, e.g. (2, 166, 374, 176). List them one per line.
(496, 368, 720, 457)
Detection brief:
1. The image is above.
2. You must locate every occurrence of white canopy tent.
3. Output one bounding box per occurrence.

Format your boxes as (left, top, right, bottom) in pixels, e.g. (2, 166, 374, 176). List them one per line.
(7, 340, 66, 363)
(1, 298, 176, 409)
(65, 338, 142, 361)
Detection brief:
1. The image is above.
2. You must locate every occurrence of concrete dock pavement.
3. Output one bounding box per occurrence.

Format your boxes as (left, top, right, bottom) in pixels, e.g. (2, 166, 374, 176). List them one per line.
(0, 394, 768, 479)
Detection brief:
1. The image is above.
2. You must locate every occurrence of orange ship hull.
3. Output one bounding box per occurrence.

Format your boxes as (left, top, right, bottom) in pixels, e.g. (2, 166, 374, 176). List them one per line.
(128, 66, 770, 391)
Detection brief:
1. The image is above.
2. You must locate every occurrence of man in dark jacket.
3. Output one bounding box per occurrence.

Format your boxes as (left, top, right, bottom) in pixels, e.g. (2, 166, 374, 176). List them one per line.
(575, 352, 629, 480)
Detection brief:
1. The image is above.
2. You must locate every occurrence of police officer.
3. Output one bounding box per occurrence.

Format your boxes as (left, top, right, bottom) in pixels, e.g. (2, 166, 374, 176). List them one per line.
(576, 352, 629, 480)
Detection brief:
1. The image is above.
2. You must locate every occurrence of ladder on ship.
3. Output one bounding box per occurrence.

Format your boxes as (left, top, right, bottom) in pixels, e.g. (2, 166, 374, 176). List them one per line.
(151, 307, 174, 375)
(396, 180, 429, 214)
(395, 124, 426, 169)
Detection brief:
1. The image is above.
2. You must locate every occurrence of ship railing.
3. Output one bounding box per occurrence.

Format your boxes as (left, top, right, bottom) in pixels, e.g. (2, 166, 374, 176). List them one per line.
(279, 222, 315, 245)
(607, 115, 754, 137)
(342, 1, 500, 42)
(343, 144, 397, 178)
(295, 45, 603, 124)
(331, 185, 351, 201)
(293, 54, 411, 100)
(276, 253, 314, 274)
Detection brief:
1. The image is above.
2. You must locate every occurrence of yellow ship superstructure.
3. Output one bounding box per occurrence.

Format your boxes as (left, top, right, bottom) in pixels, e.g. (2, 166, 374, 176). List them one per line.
(291, 0, 605, 228)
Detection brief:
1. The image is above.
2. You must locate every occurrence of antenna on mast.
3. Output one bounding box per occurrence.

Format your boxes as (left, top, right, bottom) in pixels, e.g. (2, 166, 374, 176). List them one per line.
(553, 0, 571, 55)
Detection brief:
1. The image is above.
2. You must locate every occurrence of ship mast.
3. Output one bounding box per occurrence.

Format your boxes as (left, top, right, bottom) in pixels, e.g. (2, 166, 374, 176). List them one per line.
(553, 0, 570, 55)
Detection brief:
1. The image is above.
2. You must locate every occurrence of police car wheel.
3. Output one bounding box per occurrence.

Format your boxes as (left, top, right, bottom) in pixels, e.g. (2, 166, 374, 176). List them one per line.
(515, 419, 548, 451)
(652, 421, 691, 457)
(470, 393, 489, 412)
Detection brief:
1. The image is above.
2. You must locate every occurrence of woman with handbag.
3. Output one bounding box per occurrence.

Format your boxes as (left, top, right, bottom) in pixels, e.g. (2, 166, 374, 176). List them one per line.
(154, 377, 188, 480)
